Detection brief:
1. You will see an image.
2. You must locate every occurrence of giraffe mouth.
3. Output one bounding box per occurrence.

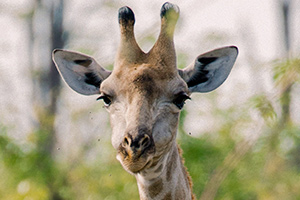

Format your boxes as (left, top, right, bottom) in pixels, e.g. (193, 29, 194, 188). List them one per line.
(117, 143, 155, 174)
(122, 157, 153, 174)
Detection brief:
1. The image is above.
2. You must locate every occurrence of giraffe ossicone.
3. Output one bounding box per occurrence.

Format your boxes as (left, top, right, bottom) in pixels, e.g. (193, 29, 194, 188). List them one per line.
(53, 2, 238, 200)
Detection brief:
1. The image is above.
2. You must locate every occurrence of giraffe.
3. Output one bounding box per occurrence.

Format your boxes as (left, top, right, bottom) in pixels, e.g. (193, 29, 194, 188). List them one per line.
(52, 2, 238, 200)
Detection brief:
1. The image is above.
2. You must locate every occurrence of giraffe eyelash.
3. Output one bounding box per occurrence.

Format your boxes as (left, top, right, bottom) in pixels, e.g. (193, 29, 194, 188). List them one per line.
(97, 95, 112, 106)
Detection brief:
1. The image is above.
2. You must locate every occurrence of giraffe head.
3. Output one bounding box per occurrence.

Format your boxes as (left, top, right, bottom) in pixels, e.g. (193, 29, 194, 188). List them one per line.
(52, 2, 238, 175)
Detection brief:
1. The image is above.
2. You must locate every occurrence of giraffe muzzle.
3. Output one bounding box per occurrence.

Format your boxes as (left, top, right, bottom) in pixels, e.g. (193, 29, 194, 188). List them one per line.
(117, 130, 156, 173)
(121, 132, 155, 157)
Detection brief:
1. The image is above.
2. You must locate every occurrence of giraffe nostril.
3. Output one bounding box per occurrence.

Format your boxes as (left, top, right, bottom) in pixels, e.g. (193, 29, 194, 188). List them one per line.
(140, 135, 150, 148)
(124, 137, 129, 145)
(121, 133, 153, 152)
(123, 136, 130, 147)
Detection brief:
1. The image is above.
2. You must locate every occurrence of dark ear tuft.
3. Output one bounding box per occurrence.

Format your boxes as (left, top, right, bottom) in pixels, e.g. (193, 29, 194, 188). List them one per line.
(84, 72, 102, 88)
(186, 70, 209, 88)
(197, 57, 218, 65)
(74, 59, 92, 67)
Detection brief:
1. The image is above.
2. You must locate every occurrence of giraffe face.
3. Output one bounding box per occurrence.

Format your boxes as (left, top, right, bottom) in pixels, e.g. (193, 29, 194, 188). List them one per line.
(100, 63, 190, 173)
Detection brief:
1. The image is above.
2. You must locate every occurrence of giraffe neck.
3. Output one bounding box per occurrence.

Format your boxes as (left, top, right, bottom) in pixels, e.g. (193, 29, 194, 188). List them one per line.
(135, 142, 195, 200)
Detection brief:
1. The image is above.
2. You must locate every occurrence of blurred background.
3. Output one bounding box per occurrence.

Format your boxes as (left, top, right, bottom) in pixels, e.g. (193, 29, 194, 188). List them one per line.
(0, 0, 300, 199)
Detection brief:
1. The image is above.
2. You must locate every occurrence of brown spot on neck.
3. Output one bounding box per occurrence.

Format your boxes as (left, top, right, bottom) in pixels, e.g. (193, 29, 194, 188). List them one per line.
(148, 178, 163, 198)
(162, 192, 172, 200)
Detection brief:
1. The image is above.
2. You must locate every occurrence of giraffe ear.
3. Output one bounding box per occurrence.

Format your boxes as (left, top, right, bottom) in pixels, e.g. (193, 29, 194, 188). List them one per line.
(179, 46, 238, 93)
(52, 49, 111, 95)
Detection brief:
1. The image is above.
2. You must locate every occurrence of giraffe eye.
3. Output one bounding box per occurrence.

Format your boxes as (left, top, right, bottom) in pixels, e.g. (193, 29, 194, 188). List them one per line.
(173, 93, 190, 109)
(97, 95, 112, 107)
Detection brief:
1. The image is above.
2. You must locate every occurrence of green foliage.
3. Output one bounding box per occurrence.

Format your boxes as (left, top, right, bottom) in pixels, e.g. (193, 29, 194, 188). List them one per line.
(179, 133, 226, 197)
(0, 124, 138, 200)
(0, 126, 72, 200)
(178, 104, 300, 199)
(67, 159, 138, 200)
(273, 58, 300, 89)
(250, 95, 277, 126)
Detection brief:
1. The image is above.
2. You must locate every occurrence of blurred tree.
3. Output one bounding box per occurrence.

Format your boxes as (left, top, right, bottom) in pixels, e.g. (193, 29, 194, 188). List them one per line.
(27, 0, 67, 199)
